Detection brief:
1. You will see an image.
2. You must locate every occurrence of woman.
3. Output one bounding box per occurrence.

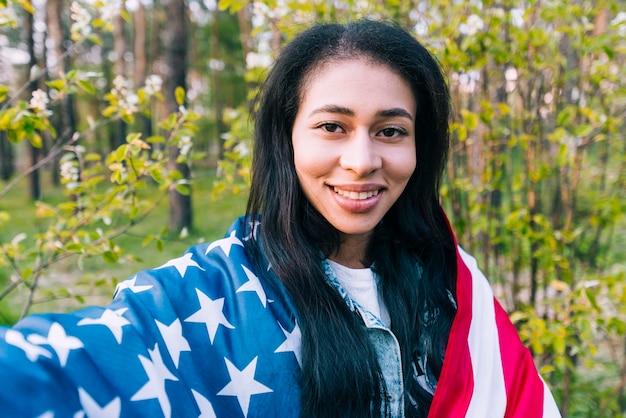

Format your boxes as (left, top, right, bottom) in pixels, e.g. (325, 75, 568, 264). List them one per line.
(0, 20, 559, 418)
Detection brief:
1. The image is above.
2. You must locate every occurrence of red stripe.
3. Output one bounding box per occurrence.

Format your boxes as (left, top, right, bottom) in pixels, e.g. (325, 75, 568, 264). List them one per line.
(494, 300, 545, 417)
(428, 248, 474, 417)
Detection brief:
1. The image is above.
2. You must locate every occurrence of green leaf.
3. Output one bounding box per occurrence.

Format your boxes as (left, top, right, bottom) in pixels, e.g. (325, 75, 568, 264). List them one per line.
(29, 133, 43, 148)
(461, 109, 479, 131)
(175, 183, 190, 196)
(120, 8, 132, 22)
(77, 79, 96, 95)
(0, 85, 9, 102)
(175, 86, 185, 106)
(102, 250, 119, 264)
(66, 243, 84, 252)
(146, 135, 165, 144)
(218, 0, 233, 11)
(46, 79, 65, 91)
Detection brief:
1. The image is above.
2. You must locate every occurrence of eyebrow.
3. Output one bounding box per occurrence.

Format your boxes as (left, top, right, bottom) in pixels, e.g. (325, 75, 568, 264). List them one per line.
(308, 105, 414, 121)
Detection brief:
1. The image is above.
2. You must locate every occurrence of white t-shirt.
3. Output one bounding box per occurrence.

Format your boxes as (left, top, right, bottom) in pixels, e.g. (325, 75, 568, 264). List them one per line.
(327, 259, 391, 327)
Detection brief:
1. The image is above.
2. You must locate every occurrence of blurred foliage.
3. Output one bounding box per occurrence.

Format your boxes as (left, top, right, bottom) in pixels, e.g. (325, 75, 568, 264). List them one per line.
(0, 1, 200, 320)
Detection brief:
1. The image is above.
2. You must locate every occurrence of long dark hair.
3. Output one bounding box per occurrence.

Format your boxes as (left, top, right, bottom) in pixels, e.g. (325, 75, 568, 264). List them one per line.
(244, 20, 457, 418)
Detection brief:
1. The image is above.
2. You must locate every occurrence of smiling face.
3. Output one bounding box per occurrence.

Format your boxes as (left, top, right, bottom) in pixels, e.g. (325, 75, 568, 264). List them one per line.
(292, 58, 417, 265)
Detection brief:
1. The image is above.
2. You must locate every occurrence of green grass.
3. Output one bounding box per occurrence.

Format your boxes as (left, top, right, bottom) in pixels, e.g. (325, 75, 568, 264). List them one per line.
(0, 169, 247, 320)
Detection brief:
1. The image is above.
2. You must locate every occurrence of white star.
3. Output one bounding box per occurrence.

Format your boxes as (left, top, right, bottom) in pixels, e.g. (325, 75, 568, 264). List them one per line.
(77, 308, 130, 344)
(155, 253, 205, 278)
(5, 330, 52, 362)
(155, 318, 191, 368)
(35, 411, 54, 418)
(131, 344, 178, 418)
(185, 289, 235, 344)
(27, 323, 83, 367)
(236, 266, 267, 308)
(114, 276, 153, 299)
(242, 220, 261, 241)
(217, 357, 272, 417)
(274, 321, 302, 367)
(78, 388, 121, 418)
(191, 389, 217, 418)
(205, 230, 243, 257)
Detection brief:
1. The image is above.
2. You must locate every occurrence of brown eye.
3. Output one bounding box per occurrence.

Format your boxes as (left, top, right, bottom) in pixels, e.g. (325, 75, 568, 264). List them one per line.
(317, 123, 344, 134)
(322, 123, 341, 133)
(378, 127, 408, 138)
(381, 128, 398, 137)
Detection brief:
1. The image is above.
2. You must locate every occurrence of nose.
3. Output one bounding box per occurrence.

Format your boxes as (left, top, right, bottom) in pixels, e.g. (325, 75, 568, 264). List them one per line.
(339, 129, 382, 177)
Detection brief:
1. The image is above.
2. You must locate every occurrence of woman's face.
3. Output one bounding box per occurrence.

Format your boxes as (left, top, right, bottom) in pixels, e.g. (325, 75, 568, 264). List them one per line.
(292, 58, 416, 246)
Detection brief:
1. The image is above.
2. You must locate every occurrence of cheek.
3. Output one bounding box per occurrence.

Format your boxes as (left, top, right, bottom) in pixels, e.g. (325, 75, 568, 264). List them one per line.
(389, 148, 417, 183)
(293, 143, 333, 180)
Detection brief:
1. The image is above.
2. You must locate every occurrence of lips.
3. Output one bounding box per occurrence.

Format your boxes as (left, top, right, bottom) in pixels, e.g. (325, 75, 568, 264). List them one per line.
(333, 187, 380, 200)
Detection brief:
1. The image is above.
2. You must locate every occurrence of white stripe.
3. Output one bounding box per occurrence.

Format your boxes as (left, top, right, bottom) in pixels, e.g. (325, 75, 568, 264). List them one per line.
(458, 247, 508, 418)
(542, 378, 563, 417)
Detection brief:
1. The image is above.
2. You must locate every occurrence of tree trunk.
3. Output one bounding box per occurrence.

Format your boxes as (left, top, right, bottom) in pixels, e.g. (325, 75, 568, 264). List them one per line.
(46, 0, 76, 186)
(211, 8, 225, 159)
(24, 7, 40, 200)
(112, 1, 127, 150)
(0, 132, 13, 180)
(134, 2, 152, 140)
(163, 0, 191, 233)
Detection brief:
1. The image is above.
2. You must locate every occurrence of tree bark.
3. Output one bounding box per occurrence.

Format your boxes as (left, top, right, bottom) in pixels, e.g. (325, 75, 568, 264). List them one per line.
(134, 2, 152, 140)
(112, 1, 127, 150)
(24, 6, 40, 200)
(45, 0, 76, 186)
(163, 0, 191, 233)
(211, 8, 225, 159)
(0, 131, 13, 181)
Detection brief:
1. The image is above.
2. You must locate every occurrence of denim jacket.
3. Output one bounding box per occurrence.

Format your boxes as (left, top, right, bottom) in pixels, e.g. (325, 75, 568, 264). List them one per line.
(322, 259, 405, 417)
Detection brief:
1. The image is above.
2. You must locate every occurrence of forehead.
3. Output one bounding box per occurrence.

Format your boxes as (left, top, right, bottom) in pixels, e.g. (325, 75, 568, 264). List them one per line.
(297, 58, 415, 112)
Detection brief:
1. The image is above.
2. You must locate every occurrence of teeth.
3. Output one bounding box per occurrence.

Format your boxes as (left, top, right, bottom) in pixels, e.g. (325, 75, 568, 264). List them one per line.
(333, 187, 379, 200)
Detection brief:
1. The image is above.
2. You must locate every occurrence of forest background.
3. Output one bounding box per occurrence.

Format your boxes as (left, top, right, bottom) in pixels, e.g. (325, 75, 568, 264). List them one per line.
(0, 0, 625, 416)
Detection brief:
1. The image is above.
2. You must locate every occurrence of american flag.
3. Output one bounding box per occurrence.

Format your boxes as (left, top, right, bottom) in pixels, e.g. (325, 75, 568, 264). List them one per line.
(0, 216, 560, 417)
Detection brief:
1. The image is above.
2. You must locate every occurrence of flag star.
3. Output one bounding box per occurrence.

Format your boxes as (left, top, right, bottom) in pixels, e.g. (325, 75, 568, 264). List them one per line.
(78, 388, 121, 418)
(217, 357, 272, 417)
(274, 321, 302, 367)
(242, 220, 261, 241)
(131, 344, 178, 418)
(5, 330, 52, 362)
(35, 412, 54, 418)
(155, 318, 191, 368)
(191, 389, 217, 418)
(205, 230, 243, 257)
(27, 323, 83, 367)
(77, 308, 130, 344)
(156, 253, 205, 278)
(185, 289, 234, 344)
(236, 266, 267, 308)
(114, 276, 153, 299)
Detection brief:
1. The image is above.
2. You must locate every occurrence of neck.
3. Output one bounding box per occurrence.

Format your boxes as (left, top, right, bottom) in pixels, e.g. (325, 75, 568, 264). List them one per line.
(329, 233, 371, 268)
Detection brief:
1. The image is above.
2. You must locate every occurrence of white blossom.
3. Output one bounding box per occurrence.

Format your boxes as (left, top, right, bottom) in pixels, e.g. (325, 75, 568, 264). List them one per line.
(510, 8, 525, 28)
(611, 11, 626, 36)
(144, 74, 163, 95)
(234, 141, 250, 158)
(178, 136, 193, 157)
(98, 0, 122, 22)
(70, 2, 92, 39)
(60, 161, 80, 183)
(246, 51, 273, 69)
(459, 14, 484, 36)
(29, 89, 50, 114)
(112, 75, 128, 94)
